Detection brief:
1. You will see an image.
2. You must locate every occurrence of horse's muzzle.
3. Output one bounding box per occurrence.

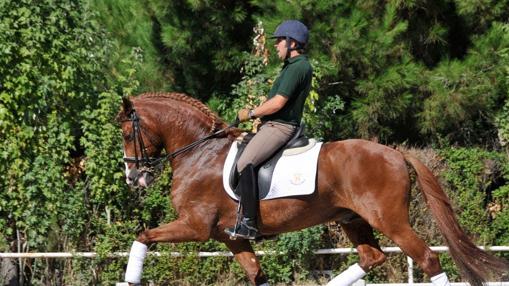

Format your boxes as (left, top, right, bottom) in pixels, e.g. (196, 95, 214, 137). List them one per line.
(126, 169, 155, 188)
(137, 171, 154, 188)
(126, 168, 139, 186)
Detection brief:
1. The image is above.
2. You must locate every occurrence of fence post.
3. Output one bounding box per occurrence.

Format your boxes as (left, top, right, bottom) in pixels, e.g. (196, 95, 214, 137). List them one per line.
(407, 256, 414, 284)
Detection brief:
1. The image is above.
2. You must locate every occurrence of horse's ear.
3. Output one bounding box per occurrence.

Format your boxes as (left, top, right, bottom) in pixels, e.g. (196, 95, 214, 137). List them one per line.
(122, 97, 133, 115)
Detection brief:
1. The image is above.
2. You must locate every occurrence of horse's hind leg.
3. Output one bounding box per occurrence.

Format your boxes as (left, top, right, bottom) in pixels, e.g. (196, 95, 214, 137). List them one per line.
(341, 218, 386, 271)
(381, 224, 443, 279)
(223, 239, 269, 286)
(327, 218, 386, 286)
(357, 199, 446, 284)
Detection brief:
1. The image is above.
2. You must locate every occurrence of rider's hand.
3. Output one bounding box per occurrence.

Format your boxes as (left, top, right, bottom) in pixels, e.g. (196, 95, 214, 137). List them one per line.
(237, 108, 251, 122)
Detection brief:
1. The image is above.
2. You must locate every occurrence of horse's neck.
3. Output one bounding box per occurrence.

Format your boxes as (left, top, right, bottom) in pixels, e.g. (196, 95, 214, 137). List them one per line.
(170, 135, 233, 198)
(160, 103, 217, 154)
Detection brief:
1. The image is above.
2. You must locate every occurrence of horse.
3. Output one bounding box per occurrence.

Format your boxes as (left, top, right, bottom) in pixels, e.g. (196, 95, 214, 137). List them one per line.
(117, 92, 508, 286)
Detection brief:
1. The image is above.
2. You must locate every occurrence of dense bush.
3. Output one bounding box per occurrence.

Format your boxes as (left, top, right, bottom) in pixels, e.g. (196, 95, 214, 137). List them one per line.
(0, 2, 117, 283)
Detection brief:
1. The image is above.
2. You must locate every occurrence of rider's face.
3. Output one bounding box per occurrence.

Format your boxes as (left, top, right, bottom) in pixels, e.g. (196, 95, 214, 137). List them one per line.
(274, 37, 287, 60)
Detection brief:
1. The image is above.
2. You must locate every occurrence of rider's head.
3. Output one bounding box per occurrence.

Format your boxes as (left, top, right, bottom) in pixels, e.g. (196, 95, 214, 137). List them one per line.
(271, 20, 309, 59)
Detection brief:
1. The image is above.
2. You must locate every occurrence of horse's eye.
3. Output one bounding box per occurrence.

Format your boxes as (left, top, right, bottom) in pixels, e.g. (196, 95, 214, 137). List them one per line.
(123, 132, 134, 141)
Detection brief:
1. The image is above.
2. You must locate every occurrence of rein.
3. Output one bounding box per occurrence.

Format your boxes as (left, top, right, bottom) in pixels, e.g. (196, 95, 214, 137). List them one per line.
(123, 109, 237, 170)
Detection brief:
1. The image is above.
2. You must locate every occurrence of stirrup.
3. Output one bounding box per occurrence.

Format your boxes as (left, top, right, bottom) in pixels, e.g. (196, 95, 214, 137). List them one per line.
(225, 224, 259, 240)
(224, 222, 259, 240)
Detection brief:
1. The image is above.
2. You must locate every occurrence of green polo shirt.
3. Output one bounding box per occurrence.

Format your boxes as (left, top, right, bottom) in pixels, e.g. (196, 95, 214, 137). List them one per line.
(262, 54, 313, 126)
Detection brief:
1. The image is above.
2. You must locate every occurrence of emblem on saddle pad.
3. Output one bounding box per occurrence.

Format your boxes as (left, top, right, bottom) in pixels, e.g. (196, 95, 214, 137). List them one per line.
(290, 173, 306, 185)
(222, 132, 323, 201)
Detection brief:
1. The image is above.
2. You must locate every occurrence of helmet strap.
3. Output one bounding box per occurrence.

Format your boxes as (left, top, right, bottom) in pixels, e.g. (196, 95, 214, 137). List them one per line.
(285, 37, 302, 59)
(285, 36, 292, 59)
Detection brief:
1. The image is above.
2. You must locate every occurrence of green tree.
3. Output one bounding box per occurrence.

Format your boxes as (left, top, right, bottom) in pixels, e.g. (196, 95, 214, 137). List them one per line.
(147, 0, 257, 100)
(88, 0, 171, 91)
(419, 23, 509, 144)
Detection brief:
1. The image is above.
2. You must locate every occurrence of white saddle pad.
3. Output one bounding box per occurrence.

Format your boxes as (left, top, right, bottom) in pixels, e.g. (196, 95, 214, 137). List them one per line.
(222, 140, 323, 201)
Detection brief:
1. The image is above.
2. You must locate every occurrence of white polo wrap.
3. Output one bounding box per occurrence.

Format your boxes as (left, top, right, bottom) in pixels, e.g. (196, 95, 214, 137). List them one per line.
(431, 272, 451, 286)
(327, 263, 367, 286)
(125, 241, 148, 284)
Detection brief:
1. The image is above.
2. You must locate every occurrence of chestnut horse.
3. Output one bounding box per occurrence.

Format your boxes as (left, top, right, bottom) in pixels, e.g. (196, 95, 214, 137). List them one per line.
(118, 92, 508, 286)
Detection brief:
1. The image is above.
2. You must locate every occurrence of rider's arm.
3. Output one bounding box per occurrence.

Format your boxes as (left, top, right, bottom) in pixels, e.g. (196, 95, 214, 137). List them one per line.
(251, 94, 288, 118)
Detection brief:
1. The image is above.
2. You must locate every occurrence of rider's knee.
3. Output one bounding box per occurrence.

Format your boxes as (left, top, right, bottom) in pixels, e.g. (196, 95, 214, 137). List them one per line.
(236, 158, 251, 173)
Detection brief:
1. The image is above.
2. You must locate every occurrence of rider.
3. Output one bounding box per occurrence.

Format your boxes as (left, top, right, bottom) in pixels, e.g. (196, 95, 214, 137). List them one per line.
(225, 20, 313, 240)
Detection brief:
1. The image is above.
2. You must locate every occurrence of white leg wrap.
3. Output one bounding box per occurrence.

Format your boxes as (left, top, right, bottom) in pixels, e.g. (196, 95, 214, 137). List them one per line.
(327, 263, 367, 286)
(257, 283, 270, 286)
(431, 272, 451, 286)
(125, 241, 148, 284)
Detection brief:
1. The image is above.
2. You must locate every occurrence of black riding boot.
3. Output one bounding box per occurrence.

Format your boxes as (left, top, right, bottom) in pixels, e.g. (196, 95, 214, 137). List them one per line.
(224, 164, 260, 240)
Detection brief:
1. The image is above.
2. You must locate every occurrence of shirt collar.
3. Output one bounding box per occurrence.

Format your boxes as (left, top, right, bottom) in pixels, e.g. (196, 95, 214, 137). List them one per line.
(284, 54, 306, 66)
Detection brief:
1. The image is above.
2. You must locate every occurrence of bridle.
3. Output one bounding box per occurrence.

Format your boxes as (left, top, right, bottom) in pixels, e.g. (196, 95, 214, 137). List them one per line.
(122, 110, 162, 171)
(122, 109, 238, 181)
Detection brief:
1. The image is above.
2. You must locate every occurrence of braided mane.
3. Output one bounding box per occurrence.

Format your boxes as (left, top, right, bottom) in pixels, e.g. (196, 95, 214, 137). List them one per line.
(138, 92, 224, 133)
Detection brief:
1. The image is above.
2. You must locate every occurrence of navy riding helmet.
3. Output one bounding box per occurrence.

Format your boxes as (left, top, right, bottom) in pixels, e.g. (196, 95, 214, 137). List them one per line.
(271, 20, 309, 52)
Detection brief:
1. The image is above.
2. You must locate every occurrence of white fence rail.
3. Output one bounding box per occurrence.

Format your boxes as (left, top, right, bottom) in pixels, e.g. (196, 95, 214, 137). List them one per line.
(359, 283, 509, 286)
(2, 246, 509, 284)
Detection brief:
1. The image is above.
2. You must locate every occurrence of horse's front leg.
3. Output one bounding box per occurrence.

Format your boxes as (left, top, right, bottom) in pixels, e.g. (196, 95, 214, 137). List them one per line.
(223, 239, 269, 286)
(125, 218, 210, 285)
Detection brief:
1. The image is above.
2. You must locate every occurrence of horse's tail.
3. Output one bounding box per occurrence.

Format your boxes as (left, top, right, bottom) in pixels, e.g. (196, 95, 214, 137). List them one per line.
(403, 152, 509, 286)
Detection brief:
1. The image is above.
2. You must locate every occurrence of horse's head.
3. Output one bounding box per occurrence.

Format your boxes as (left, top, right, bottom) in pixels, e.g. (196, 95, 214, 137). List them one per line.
(118, 97, 164, 188)
(117, 93, 232, 187)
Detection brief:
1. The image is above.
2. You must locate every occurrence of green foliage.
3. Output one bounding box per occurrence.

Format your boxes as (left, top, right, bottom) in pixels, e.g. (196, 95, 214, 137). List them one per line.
(454, 0, 509, 32)
(438, 147, 509, 244)
(496, 98, 509, 149)
(419, 23, 509, 144)
(0, 0, 110, 252)
(302, 59, 344, 140)
(87, 0, 171, 91)
(148, 0, 256, 100)
(213, 52, 276, 126)
(0, 0, 164, 283)
(88, 0, 509, 146)
(353, 58, 423, 142)
(495, 59, 509, 150)
(260, 226, 325, 284)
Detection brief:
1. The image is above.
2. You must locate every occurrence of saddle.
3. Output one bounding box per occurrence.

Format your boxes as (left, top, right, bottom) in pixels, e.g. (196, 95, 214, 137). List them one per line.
(228, 123, 315, 200)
